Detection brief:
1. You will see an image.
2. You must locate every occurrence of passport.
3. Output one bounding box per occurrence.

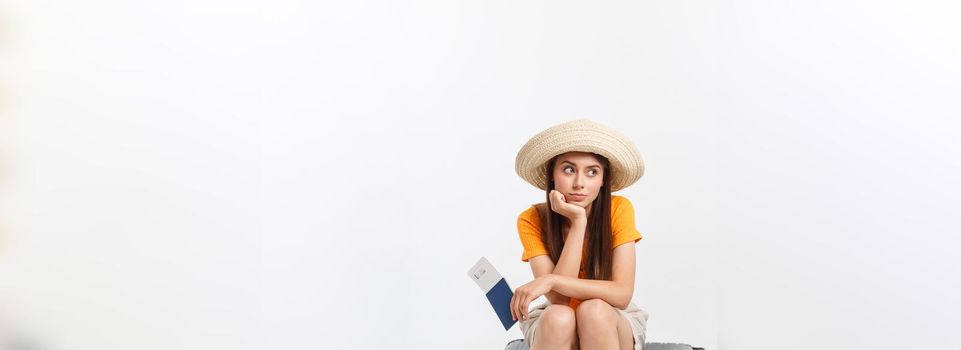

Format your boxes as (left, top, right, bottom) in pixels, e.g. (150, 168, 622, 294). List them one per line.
(468, 257, 517, 330)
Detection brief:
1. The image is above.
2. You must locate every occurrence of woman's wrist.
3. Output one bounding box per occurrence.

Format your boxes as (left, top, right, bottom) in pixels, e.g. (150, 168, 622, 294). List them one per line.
(546, 273, 560, 288)
(570, 216, 588, 228)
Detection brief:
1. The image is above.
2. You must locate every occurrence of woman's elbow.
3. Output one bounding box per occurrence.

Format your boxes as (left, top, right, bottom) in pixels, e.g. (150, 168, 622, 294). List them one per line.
(615, 288, 634, 309)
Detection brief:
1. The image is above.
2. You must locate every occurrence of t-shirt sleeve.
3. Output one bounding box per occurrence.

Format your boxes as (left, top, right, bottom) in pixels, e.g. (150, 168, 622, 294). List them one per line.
(517, 206, 549, 262)
(612, 196, 643, 248)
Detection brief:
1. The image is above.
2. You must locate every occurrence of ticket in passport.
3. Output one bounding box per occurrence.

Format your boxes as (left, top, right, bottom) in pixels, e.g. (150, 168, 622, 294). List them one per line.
(468, 256, 516, 330)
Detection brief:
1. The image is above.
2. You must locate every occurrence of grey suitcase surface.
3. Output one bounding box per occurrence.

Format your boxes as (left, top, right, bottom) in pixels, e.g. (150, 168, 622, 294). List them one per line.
(505, 338, 703, 350)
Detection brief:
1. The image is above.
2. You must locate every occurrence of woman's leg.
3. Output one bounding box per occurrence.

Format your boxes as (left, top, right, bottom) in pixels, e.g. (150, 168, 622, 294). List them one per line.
(530, 304, 577, 350)
(575, 299, 635, 350)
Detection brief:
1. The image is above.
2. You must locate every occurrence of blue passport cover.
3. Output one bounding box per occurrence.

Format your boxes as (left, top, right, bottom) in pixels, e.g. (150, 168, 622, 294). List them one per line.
(486, 278, 517, 330)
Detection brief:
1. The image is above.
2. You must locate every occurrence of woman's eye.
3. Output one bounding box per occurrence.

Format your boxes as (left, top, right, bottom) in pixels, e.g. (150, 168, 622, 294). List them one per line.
(564, 167, 574, 174)
(588, 169, 598, 176)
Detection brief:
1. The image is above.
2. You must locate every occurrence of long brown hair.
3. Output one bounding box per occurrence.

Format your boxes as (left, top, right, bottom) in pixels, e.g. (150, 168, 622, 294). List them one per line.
(534, 153, 614, 280)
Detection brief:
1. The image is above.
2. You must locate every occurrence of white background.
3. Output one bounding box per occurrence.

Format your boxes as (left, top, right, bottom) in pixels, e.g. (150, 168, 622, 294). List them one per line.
(2, 1, 960, 349)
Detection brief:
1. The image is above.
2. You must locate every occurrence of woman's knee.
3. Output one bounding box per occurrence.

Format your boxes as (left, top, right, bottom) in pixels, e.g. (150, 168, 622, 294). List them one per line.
(575, 299, 618, 328)
(538, 304, 576, 334)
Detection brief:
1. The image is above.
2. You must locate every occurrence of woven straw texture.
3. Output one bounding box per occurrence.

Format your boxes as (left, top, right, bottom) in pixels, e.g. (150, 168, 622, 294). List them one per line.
(515, 119, 644, 192)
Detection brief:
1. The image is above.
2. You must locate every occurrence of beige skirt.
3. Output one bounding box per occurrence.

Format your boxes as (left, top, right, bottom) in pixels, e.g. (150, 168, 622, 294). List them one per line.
(518, 301, 649, 350)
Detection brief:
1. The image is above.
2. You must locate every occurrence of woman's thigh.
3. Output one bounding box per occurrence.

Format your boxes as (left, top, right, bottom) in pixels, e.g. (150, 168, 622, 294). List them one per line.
(615, 310, 635, 350)
(565, 311, 630, 350)
(522, 303, 577, 348)
(616, 303, 649, 350)
(524, 301, 637, 350)
(575, 299, 636, 350)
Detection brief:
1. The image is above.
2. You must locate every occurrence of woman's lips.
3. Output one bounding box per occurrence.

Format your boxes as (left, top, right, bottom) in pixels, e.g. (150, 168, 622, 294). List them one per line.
(568, 194, 588, 201)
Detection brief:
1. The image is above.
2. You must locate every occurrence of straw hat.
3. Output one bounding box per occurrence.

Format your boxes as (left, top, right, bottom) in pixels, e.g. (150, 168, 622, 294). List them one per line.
(515, 119, 645, 192)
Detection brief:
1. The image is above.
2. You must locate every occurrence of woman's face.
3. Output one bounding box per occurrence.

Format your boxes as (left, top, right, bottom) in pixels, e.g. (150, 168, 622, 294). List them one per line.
(551, 151, 605, 212)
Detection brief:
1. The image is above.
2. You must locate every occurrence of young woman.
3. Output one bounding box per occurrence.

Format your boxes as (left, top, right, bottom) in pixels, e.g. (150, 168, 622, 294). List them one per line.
(511, 119, 650, 350)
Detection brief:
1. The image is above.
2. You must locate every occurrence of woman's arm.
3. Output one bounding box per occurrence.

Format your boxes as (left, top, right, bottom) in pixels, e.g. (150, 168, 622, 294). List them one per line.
(542, 191, 589, 304)
(550, 216, 588, 278)
(529, 215, 587, 305)
(529, 259, 571, 305)
(548, 241, 637, 309)
(527, 191, 589, 305)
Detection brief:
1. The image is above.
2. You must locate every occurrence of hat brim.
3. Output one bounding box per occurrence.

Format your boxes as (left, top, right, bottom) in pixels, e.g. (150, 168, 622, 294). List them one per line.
(515, 119, 644, 192)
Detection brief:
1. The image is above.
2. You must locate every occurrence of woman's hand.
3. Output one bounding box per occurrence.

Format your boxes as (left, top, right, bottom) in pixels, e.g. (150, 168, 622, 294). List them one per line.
(511, 274, 556, 321)
(549, 190, 587, 221)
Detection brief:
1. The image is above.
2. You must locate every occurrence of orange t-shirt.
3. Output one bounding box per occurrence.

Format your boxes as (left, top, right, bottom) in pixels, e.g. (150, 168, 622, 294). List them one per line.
(516, 195, 643, 310)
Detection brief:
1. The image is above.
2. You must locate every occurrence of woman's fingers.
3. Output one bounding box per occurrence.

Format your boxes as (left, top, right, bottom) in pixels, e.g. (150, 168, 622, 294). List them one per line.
(513, 290, 524, 321)
(513, 291, 523, 321)
(520, 296, 533, 320)
(549, 190, 564, 212)
(552, 190, 568, 207)
(517, 295, 524, 321)
(516, 294, 526, 321)
(511, 291, 521, 321)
